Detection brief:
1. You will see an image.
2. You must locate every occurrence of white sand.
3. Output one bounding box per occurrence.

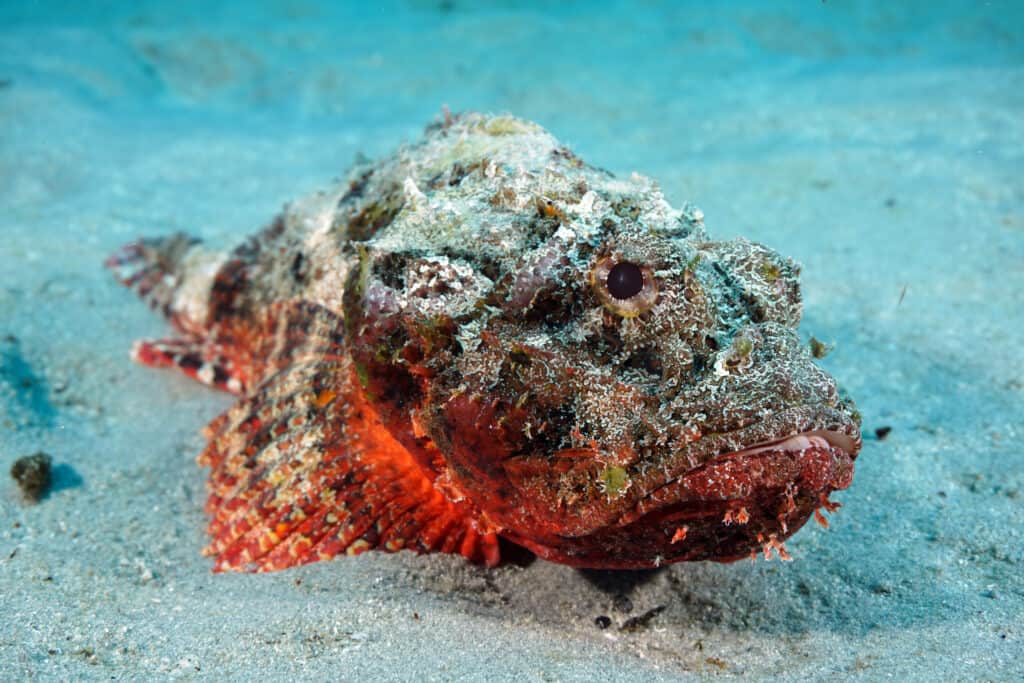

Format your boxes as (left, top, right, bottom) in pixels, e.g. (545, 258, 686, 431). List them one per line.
(1, 1, 1021, 679)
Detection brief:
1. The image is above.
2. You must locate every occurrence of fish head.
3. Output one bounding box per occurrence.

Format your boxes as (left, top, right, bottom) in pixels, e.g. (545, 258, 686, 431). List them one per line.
(344, 180, 860, 567)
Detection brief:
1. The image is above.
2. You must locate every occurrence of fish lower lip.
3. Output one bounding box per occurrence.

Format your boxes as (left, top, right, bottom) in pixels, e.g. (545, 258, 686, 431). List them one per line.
(614, 425, 859, 531)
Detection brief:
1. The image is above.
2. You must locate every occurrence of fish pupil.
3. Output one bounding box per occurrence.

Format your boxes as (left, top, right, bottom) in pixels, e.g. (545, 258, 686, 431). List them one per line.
(606, 262, 644, 299)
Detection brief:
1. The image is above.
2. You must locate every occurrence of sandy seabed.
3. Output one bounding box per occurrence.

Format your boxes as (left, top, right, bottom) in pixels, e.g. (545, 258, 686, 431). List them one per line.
(1, 2, 1022, 680)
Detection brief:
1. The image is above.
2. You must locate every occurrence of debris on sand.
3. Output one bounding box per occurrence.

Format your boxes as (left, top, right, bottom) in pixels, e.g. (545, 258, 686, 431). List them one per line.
(10, 451, 52, 502)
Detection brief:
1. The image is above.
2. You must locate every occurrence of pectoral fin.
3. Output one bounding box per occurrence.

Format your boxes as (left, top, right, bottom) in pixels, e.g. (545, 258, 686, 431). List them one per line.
(197, 348, 499, 572)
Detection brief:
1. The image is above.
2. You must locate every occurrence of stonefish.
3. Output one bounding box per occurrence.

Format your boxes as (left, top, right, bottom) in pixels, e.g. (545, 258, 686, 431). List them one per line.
(108, 113, 861, 572)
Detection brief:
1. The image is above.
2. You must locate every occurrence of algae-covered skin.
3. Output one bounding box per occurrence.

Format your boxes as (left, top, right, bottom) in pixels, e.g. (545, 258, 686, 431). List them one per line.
(108, 112, 861, 571)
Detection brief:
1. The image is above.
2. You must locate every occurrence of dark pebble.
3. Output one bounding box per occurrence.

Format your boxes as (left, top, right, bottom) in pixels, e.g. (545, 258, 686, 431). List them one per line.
(10, 451, 52, 502)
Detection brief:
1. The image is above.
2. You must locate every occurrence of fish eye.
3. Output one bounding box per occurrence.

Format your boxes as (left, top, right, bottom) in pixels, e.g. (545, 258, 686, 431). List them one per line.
(606, 262, 645, 299)
(590, 257, 658, 317)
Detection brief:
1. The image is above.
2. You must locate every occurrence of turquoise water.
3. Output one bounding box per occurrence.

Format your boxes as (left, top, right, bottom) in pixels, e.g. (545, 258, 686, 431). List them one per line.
(1, 2, 1022, 679)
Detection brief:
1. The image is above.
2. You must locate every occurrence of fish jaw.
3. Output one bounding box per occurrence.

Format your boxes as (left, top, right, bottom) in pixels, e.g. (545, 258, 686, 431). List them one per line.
(426, 344, 862, 567)
(498, 428, 861, 568)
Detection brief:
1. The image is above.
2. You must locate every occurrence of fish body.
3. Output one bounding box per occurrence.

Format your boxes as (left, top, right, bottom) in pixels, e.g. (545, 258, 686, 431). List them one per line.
(108, 112, 861, 572)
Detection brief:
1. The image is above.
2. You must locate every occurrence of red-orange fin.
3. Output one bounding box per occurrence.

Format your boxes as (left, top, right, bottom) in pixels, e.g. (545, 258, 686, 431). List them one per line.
(196, 305, 498, 572)
(132, 337, 245, 394)
(121, 294, 352, 396)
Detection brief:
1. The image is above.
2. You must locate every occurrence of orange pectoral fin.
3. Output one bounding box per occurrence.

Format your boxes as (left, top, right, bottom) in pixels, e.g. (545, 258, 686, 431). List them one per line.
(197, 352, 499, 572)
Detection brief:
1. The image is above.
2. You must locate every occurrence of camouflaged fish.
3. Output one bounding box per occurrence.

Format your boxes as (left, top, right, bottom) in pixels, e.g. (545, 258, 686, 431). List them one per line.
(107, 112, 861, 572)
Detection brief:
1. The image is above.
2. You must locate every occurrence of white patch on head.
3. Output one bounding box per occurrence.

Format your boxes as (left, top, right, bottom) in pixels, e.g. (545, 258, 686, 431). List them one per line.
(553, 222, 577, 243)
(403, 255, 489, 319)
(574, 190, 597, 216)
(403, 176, 426, 204)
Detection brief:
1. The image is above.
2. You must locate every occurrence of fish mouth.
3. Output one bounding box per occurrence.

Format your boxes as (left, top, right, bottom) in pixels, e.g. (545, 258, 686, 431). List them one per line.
(618, 406, 862, 528)
(717, 427, 859, 495)
(497, 407, 862, 568)
(727, 429, 858, 460)
(680, 404, 861, 474)
(505, 422, 861, 568)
